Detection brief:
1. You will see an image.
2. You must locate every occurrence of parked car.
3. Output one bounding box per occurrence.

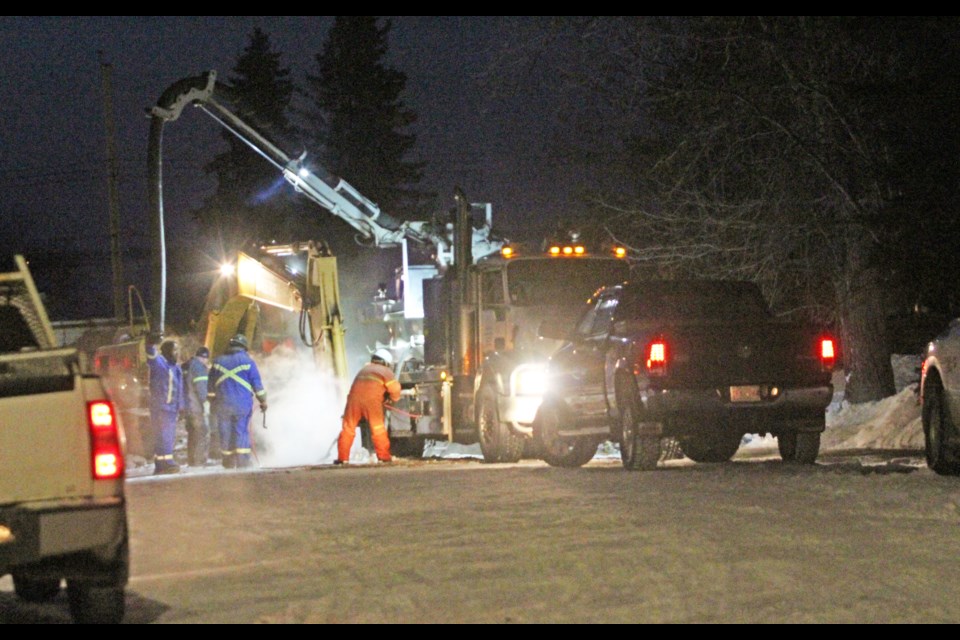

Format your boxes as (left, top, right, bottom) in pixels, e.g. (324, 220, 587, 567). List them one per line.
(534, 279, 837, 469)
(919, 318, 960, 475)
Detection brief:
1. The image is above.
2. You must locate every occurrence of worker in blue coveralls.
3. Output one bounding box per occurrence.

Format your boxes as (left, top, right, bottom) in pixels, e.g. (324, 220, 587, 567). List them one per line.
(145, 333, 186, 475)
(207, 334, 268, 469)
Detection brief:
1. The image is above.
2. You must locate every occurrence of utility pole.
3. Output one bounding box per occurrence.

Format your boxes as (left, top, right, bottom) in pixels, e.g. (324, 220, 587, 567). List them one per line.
(100, 55, 125, 320)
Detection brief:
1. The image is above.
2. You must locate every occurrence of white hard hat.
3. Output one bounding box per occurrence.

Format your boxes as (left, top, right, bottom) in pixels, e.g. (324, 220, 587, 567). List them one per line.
(373, 348, 394, 366)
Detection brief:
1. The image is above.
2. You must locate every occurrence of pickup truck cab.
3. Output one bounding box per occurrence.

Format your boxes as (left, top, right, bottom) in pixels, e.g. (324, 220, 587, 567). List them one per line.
(0, 255, 129, 623)
(535, 279, 836, 469)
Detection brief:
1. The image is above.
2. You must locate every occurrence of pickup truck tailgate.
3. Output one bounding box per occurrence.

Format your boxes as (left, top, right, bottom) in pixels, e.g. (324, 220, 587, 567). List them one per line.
(0, 351, 93, 504)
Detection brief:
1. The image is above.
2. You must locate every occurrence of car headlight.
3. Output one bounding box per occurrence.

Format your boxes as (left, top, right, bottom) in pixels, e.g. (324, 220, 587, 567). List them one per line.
(513, 364, 548, 396)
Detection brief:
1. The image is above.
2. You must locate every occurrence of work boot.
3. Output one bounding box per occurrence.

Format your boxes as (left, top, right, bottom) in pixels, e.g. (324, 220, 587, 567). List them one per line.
(221, 455, 236, 469)
(235, 456, 253, 469)
(154, 461, 180, 475)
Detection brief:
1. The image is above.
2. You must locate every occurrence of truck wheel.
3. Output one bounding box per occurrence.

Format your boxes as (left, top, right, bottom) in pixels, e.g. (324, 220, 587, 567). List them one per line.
(923, 385, 960, 475)
(12, 574, 61, 603)
(66, 580, 125, 625)
(536, 401, 598, 468)
(681, 432, 741, 463)
(477, 386, 524, 463)
(777, 431, 798, 462)
(619, 389, 659, 471)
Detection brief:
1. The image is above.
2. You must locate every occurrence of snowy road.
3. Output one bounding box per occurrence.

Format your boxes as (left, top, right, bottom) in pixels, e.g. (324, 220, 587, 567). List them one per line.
(5, 444, 960, 624)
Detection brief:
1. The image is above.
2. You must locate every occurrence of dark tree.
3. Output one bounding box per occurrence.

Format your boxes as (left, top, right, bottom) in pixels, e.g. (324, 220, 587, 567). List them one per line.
(490, 16, 960, 403)
(195, 27, 299, 257)
(305, 16, 432, 227)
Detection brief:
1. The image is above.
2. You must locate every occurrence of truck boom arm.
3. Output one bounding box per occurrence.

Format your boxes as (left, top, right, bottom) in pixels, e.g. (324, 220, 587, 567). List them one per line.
(149, 70, 448, 251)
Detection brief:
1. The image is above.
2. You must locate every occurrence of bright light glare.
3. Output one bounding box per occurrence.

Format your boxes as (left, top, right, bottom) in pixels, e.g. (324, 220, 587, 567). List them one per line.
(514, 365, 547, 396)
(299, 167, 310, 178)
(220, 263, 235, 277)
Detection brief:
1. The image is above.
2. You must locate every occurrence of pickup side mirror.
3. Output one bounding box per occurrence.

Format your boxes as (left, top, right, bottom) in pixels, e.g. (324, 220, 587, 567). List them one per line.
(538, 317, 571, 341)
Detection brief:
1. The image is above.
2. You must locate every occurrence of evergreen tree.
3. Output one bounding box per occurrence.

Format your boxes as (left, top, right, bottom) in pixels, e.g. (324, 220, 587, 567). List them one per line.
(305, 16, 432, 227)
(195, 27, 300, 256)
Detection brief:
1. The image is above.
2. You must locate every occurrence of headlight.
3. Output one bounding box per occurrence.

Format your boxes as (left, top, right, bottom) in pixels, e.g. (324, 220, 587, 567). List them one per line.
(513, 364, 548, 396)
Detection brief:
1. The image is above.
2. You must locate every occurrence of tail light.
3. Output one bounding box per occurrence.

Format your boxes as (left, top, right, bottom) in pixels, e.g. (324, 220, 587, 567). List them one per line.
(645, 338, 668, 376)
(819, 337, 836, 372)
(88, 400, 124, 480)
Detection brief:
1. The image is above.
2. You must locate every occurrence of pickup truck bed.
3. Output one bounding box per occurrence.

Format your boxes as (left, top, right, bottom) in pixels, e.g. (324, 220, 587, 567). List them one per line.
(0, 255, 129, 624)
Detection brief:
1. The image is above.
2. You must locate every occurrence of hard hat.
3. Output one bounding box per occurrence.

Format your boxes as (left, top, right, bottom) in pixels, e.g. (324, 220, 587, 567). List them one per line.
(229, 334, 249, 349)
(372, 348, 394, 366)
(196, 346, 210, 358)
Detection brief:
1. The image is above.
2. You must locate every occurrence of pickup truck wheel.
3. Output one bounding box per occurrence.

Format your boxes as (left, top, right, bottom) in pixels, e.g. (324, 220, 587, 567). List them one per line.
(536, 401, 598, 468)
(477, 386, 524, 463)
(681, 432, 741, 463)
(924, 386, 960, 475)
(619, 391, 660, 471)
(793, 432, 821, 465)
(777, 431, 798, 462)
(12, 574, 61, 603)
(66, 580, 125, 625)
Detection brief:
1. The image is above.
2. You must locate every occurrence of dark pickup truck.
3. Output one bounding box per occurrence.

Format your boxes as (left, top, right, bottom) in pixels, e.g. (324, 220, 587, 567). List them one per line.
(533, 279, 837, 470)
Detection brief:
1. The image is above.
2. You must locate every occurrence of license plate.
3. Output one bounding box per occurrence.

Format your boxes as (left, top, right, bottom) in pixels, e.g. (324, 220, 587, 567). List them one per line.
(730, 385, 762, 403)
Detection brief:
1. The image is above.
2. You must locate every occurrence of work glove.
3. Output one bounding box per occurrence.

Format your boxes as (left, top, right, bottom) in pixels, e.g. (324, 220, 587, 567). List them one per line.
(260, 401, 268, 412)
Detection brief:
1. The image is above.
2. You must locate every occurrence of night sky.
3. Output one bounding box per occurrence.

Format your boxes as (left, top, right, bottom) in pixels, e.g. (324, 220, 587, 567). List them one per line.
(0, 17, 577, 323)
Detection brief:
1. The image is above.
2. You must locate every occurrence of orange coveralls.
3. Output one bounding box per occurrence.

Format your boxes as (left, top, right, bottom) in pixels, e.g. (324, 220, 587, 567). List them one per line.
(338, 362, 402, 462)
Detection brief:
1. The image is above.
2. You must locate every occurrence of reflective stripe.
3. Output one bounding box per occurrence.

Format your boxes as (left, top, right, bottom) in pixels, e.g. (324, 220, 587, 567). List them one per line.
(167, 369, 174, 404)
(357, 375, 386, 383)
(213, 363, 255, 394)
(236, 448, 251, 454)
(156, 454, 173, 461)
(193, 375, 208, 383)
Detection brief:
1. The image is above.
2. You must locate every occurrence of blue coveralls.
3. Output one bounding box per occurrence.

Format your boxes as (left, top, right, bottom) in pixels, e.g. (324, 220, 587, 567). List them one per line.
(207, 346, 266, 468)
(146, 344, 185, 471)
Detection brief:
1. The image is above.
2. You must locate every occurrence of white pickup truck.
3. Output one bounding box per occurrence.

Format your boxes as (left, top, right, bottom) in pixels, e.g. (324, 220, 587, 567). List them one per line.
(0, 255, 129, 623)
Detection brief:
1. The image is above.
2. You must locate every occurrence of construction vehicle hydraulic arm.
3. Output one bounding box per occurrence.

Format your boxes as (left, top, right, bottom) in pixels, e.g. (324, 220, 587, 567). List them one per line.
(146, 70, 450, 331)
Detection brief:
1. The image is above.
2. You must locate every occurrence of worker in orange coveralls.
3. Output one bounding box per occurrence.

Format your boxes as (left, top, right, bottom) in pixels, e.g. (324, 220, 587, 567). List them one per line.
(336, 348, 401, 464)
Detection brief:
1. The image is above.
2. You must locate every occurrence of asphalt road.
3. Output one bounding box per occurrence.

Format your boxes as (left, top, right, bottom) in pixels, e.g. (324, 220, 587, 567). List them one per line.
(4, 448, 960, 624)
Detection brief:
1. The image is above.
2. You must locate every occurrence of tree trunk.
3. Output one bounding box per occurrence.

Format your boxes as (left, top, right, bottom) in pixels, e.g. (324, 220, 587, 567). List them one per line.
(838, 237, 895, 403)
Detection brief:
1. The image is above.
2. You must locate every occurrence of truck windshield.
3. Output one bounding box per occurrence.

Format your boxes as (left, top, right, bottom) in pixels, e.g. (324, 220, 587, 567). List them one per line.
(506, 259, 630, 306)
(619, 281, 772, 321)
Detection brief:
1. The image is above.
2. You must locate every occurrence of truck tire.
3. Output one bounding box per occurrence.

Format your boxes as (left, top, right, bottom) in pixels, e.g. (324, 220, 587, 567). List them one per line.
(12, 573, 61, 603)
(66, 580, 125, 625)
(923, 385, 960, 475)
(619, 387, 660, 471)
(778, 430, 821, 465)
(535, 400, 598, 468)
(477, 386, 524, 463)
(680, 432, 741, 463)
